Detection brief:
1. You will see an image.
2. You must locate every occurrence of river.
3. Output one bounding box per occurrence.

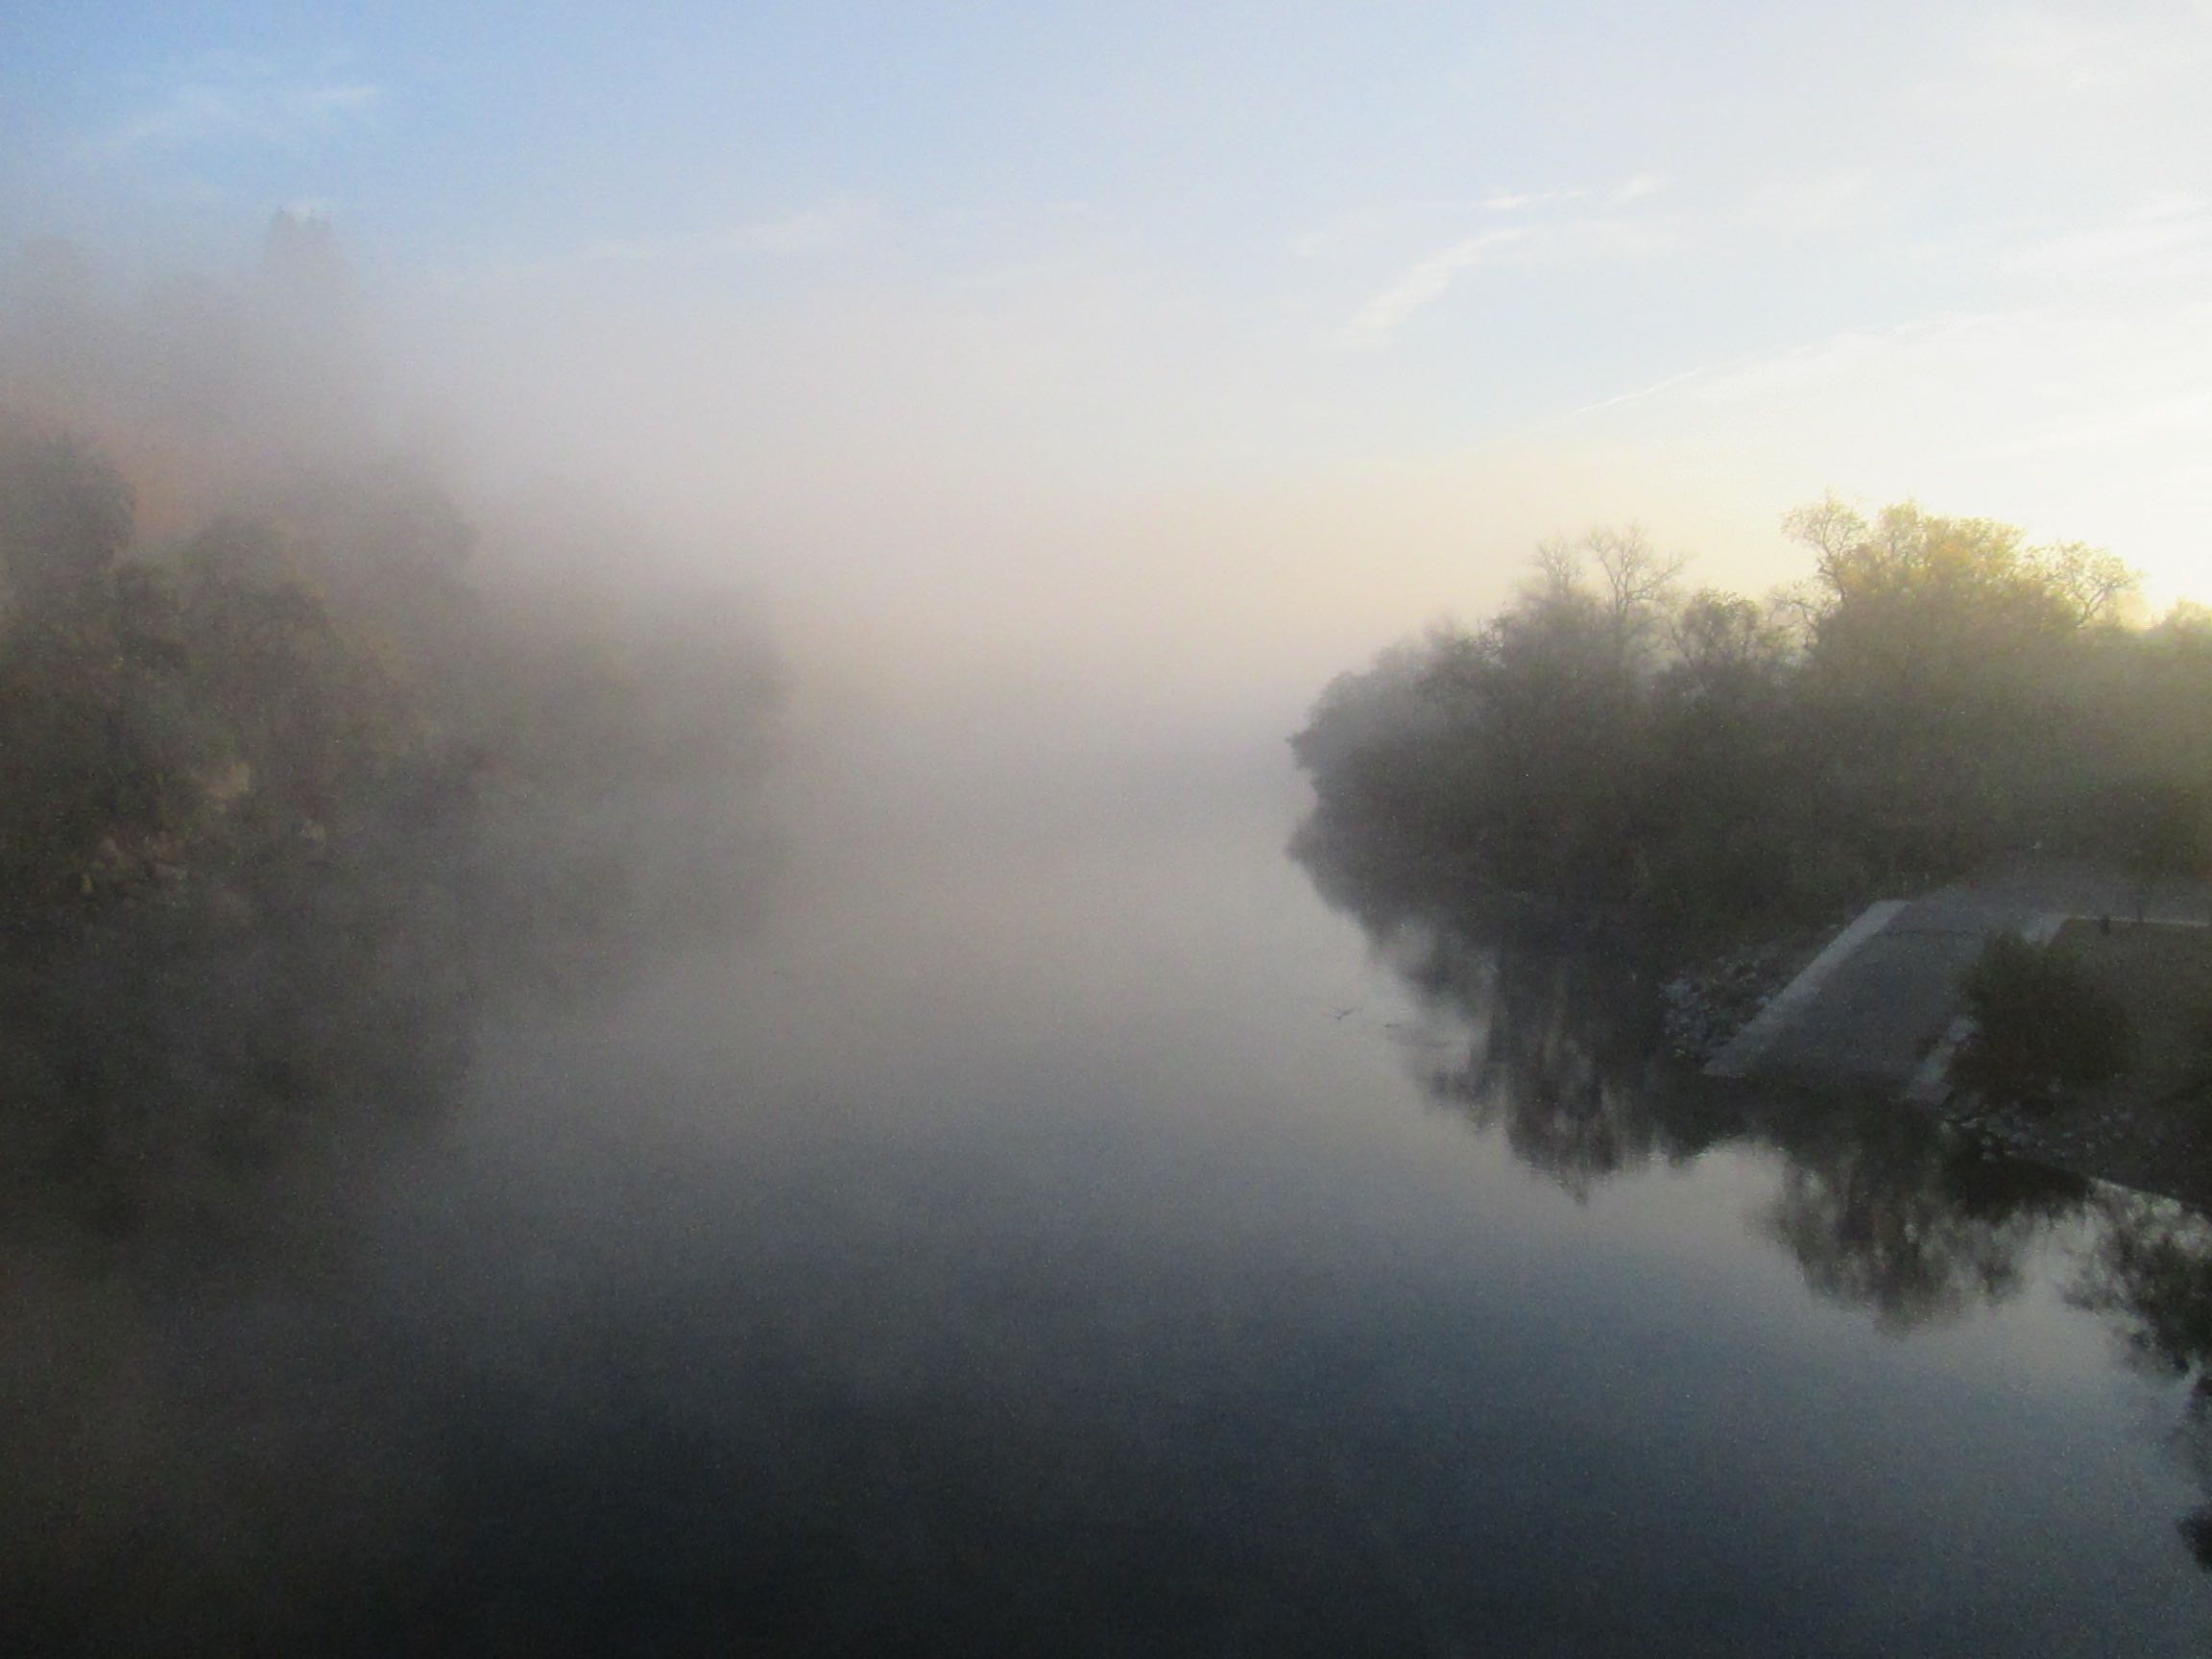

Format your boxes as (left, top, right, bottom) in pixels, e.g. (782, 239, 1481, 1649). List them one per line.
(10, 699, 2212, 1655)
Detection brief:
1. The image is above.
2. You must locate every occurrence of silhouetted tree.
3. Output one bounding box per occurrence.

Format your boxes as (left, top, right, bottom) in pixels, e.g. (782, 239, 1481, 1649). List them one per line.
(1293, 497, 2188, 934)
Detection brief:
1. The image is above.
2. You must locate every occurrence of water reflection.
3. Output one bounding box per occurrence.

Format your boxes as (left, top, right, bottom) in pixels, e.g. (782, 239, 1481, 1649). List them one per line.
(1756, 1124, 2084, 1331)
(0, 832, 616, 1653)
(2075, 1194, 2212, 1378)
(0, 713, 781, 1653)
(10, 777, 2212, 1652)
(1295, 815, 2212, 1561)
(0, 863, 474, 1257)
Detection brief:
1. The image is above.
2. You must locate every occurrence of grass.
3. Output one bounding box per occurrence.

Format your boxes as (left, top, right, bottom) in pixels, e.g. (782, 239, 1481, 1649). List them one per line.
(2055, 920, 2212, 1117)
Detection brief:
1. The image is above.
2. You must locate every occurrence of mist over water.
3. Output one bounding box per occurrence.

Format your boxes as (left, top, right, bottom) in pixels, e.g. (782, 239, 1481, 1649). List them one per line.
(15, 689, 2212, 1655)
(9, 12, 2212, 1644)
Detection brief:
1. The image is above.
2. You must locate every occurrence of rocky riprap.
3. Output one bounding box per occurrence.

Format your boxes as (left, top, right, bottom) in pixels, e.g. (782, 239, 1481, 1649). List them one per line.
(1950, 1090, 2212, 1212)
(1662, 941, 1805, 1062)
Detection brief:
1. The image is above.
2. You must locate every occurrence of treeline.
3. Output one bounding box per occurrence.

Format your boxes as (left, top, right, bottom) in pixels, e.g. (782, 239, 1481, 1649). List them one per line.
(0, 226, 779, 1240)
(1293, 503, 2212, 935)
(0, 428, 779, 1239)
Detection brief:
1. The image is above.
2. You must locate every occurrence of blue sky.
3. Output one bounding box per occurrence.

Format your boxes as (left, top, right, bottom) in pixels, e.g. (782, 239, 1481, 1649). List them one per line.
(6, 1, 2212, 688)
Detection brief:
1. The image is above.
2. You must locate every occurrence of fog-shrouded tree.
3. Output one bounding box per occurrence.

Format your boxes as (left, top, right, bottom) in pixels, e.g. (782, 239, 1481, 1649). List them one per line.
(0, 434, 132, 624)
(1293, 495, 2196, 936)
(0, 414, 779, 1248)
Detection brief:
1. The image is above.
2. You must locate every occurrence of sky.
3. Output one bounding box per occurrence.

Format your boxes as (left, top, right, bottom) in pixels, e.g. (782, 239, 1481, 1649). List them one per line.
(5, 0, 2212, 719)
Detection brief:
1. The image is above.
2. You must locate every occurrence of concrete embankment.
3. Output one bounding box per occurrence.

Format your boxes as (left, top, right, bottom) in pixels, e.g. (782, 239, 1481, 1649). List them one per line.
(1706, 859, 2210, 1101)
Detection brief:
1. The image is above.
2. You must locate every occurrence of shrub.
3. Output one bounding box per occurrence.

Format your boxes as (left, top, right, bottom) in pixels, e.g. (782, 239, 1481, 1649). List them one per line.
(1956, 932, 2129, 1103)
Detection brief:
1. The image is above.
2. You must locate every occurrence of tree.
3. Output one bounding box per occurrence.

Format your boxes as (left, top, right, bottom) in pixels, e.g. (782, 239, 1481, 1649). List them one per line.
(1588, 524, 1687, 661)
(0, 436, 132, 624)
(1292, 494, 2174, 935)
(1786, 496, 2129, 674)
(2039, 540, 2139, 629)
(1955, 933, 2129, 1104)
(1782, 497, 2137, 875)
(1666, 589, 1793, 702)
(1525, 523, 1686, 682)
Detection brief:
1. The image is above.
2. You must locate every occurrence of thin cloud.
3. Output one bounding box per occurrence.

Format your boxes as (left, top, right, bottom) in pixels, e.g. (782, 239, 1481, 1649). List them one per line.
(1536, 316, 2024, 430)
(1740, 168, 1874, 236)
(105, 85, 257, 156)
(1543, 356, 1750, 427)
(1607, 172, 1671, 205)
(1647, 315, 2027, 407)
(1336, 228, 1527, 349)
(1963, 10, 2186, 101)
(1331, 172, 1675, 348)
(1479, 174, 1661, 215)
(573, 199, 875, 269)
(1515, 297, 2212, 598)
(1477, 187, 1588, 213)
(2000, 196, 2212, 281)
(99, 55, 382, 157)
(286, 84, 383, 122)
(713, 202, 869, 255)
(1292, 177, 1651, 264)
(1287, 197, 1482, 260)
(1335, 206, 1666, 349)
(1532, 304, 2212, 449)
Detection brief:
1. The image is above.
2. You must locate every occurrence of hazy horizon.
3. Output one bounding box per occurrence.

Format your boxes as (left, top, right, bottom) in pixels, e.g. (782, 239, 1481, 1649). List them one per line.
(12, 12, 2212, 1654)
(9, 1, 2211, 749)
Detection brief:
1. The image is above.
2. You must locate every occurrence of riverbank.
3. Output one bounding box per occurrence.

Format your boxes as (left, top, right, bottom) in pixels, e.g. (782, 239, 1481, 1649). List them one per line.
(1670, 889, 2212, 1214)
(1953, 920, 2212, 1212)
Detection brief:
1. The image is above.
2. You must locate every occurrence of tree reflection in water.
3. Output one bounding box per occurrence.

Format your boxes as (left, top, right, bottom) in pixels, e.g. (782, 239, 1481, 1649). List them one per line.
(1757, 1123, 2085, 1331)
(1295, 816, 2212, 1563)
(0, 648, 781, 1652)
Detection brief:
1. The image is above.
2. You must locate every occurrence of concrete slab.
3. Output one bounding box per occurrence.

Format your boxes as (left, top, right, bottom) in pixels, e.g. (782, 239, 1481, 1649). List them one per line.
(1705, 901, 1906, 1079)
(1708, 895, 2077, 1091)
(1706, 862, 2211, 1099)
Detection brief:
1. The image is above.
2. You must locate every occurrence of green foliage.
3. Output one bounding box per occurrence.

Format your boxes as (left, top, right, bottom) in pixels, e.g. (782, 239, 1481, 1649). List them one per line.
(0, 445, 189, 912)
(0, 425, 779, 1235)
(1293, 497, 2196, 939)
(1955, 933, 2130, 1103)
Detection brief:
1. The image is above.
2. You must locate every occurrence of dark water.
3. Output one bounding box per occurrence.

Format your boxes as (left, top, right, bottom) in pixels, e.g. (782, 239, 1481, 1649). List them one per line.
(12, 728, 2212, 1655)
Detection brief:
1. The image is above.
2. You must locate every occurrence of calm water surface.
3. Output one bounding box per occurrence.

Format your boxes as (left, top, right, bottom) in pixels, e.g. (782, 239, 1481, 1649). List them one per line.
(14, 722, 2212, 1655)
